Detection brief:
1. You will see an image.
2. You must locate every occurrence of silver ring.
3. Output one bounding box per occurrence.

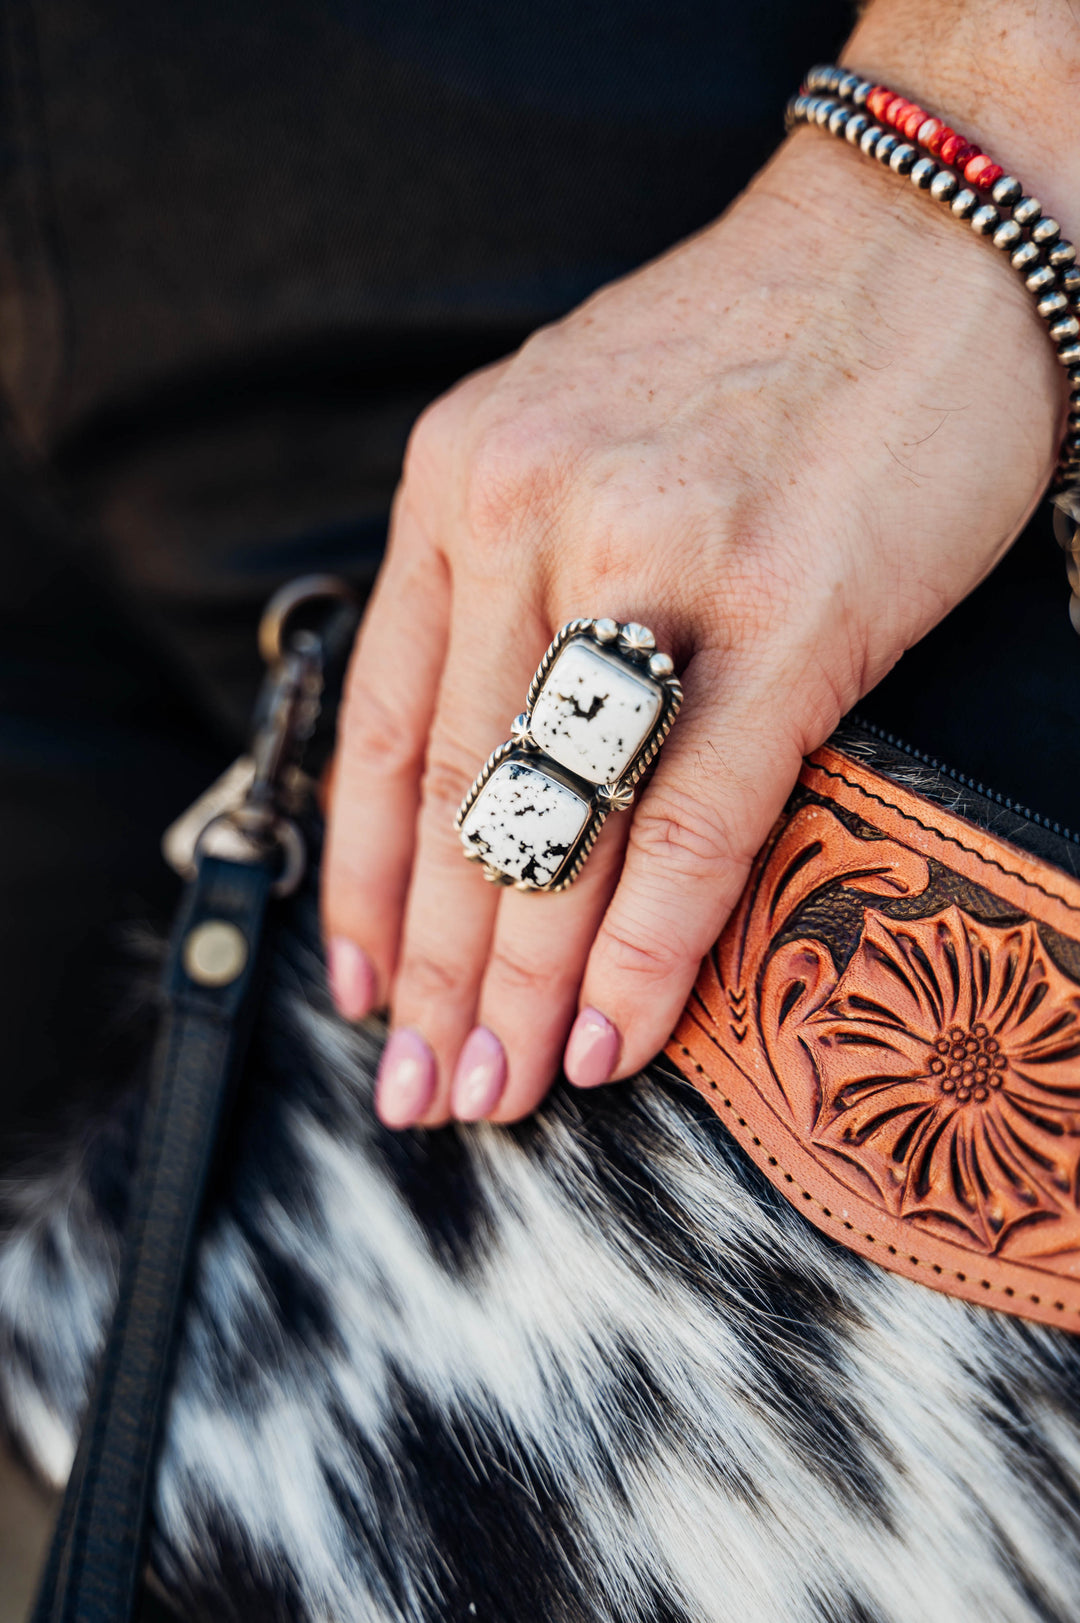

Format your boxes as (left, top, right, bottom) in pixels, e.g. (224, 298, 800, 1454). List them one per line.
(456, 617, 683, 892)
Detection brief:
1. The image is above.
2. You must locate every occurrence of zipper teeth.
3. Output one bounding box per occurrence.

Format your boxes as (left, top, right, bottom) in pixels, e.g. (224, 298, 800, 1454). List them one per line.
(848, 714, 1079, 847)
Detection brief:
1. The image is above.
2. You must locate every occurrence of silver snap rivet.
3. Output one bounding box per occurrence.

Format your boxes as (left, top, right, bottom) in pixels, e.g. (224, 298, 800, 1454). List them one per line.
(182, 920, 248, 987)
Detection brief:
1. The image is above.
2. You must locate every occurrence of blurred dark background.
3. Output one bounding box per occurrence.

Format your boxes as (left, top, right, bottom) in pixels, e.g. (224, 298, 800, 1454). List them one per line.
(0, 0, 1075, 1146)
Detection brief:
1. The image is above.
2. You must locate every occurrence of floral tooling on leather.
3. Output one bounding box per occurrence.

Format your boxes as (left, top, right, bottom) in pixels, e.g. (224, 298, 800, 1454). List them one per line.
(667, 745, 1080, 1332)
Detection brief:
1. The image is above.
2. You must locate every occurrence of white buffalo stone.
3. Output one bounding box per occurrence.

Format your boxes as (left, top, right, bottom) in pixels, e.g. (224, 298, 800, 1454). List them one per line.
(460, 758, 592, 887)
(530, 637, 662, 785)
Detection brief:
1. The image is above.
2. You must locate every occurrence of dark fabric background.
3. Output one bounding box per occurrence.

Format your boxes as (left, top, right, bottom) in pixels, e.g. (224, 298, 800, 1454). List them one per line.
(0, 0, 1075, 1137)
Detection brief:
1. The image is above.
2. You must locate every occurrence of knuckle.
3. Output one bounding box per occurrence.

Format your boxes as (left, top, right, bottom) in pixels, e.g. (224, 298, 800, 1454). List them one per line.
(487, 942, 568, 1000)
(627, 793, 736, 883)
(398, 948, 472, 1005)
(461, 416, 576, 557)
(594, 915, 688, 982)
(402, 389, 464, 489)
(340, 675, 423, 781)
(421, 739, 481, 817)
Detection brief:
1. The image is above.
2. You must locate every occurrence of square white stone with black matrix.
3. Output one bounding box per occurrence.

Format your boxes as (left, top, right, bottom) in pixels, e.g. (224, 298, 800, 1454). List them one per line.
(530, 637, 662, 786)
(459, 757, 592, 888)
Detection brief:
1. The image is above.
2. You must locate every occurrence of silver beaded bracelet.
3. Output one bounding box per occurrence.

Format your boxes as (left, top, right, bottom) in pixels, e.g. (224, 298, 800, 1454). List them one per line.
(790, 66, 1080, 631)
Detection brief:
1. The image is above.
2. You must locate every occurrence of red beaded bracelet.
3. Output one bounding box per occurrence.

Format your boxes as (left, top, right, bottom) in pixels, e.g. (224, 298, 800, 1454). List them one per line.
(864, 84, 1004, 191)
(790, 65, 1080, 631)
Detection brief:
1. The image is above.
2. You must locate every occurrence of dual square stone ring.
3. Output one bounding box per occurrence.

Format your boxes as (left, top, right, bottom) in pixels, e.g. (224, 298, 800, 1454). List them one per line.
(456, 617, 683, 891)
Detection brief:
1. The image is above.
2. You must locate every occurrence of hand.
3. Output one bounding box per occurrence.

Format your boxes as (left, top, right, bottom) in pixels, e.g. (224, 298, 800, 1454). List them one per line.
(322, 103, 1061, 1128)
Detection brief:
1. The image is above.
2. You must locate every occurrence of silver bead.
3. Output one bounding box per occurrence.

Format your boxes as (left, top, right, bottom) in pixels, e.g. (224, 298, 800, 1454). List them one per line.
(860, 124, 884, 156)
(950, 188, 978, 219)
(785, 97, 801, 129)
(1063, 266, 1080, 296)
(838, 71, 862, 100)
(814, 98, 837, 127)
(1051, 240, 1077, 268)
(1010, 240, 1040, 272)
(844, 112, 870, 144)
(648, 651, 675, 679)
(1052, 315, 1080, 345)
(970, 204, 1000, 236)
(828, 105, 851, 136)
(1026, 265, 1057, 294)
(1058, 342, 1080, 367)
(889, 142, 916, 174)
(1012, 196, 1042, 226)
(992, 219, 1022, 251)
(852, 79, 873, 107)
(827, 66, 846, 93)
(592, 617, 619, 643)
(1038, 289, 1070, 319)
(875, 132, 899, 164)
(910, 156, 937, 189)
(930, 169, 959, 203)
(1033, 216, 1061, 246)
(806, 65, 828, 90)
(992, 175, 1023, 207)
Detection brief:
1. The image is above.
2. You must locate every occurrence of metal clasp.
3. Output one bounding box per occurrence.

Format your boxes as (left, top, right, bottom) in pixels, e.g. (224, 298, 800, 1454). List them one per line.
(163, 576, 358, 896)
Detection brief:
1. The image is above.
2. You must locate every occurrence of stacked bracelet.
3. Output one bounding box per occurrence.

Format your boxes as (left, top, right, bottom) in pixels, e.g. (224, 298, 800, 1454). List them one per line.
(788, 64, 1080, 630)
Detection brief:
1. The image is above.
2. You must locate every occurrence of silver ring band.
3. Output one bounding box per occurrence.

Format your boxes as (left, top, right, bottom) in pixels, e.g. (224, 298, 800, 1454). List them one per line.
(456, 617, 683, 891)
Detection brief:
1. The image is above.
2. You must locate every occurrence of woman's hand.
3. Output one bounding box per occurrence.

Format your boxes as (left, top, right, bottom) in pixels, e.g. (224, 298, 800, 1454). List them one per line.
(321, 79, 1064, 1127)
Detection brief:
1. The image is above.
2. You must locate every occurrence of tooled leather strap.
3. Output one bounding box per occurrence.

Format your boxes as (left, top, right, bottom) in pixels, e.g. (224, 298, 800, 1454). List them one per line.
(666, 744, 1080, 1333)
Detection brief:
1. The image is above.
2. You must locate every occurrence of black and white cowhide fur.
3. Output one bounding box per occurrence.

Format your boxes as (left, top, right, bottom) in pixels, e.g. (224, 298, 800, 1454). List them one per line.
(3, 889, 1080, 1623)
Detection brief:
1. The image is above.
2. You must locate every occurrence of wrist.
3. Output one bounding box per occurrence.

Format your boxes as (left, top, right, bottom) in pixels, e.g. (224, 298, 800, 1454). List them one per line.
(846, 0, 1080, 226)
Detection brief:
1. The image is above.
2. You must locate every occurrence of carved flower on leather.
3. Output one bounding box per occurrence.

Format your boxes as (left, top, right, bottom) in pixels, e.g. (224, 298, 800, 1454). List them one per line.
(799, 906, 1080, 1255)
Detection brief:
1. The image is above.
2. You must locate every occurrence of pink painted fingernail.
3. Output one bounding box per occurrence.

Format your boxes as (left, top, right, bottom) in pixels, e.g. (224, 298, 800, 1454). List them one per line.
(375, 1028, 437, 1128)
(327, 937, 378, 1022)
(451, 1027, 508, 1121)
(564, 1007, 620, 1088)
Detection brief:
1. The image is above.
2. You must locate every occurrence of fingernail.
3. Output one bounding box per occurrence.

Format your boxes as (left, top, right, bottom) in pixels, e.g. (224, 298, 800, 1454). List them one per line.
(375, 1028, 437, 1128)
(327, 937, 377, 1022)
(451, 1026, 508, 1121)
(564, 1007, 620, 1088)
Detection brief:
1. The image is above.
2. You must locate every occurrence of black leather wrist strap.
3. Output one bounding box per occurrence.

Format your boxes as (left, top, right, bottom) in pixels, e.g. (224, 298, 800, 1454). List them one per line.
(32, 852, 275, 1623)
(30, 574, 358, 1623)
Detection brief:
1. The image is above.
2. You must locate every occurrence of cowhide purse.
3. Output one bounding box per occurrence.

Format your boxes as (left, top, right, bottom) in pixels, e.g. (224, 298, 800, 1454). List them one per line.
(25, 575, 1080, 1623)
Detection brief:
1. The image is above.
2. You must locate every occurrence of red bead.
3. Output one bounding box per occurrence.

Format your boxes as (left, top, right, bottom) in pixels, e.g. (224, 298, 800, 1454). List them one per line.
(867, 85, 892, 120)
(951, 141, 979, 169)
(921, 119, 946, 154)
(965, 153, 1003, 190)
(939, 131, 964, 164)
(885, 96, 911, 127)
(902, 106, 926, 139)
